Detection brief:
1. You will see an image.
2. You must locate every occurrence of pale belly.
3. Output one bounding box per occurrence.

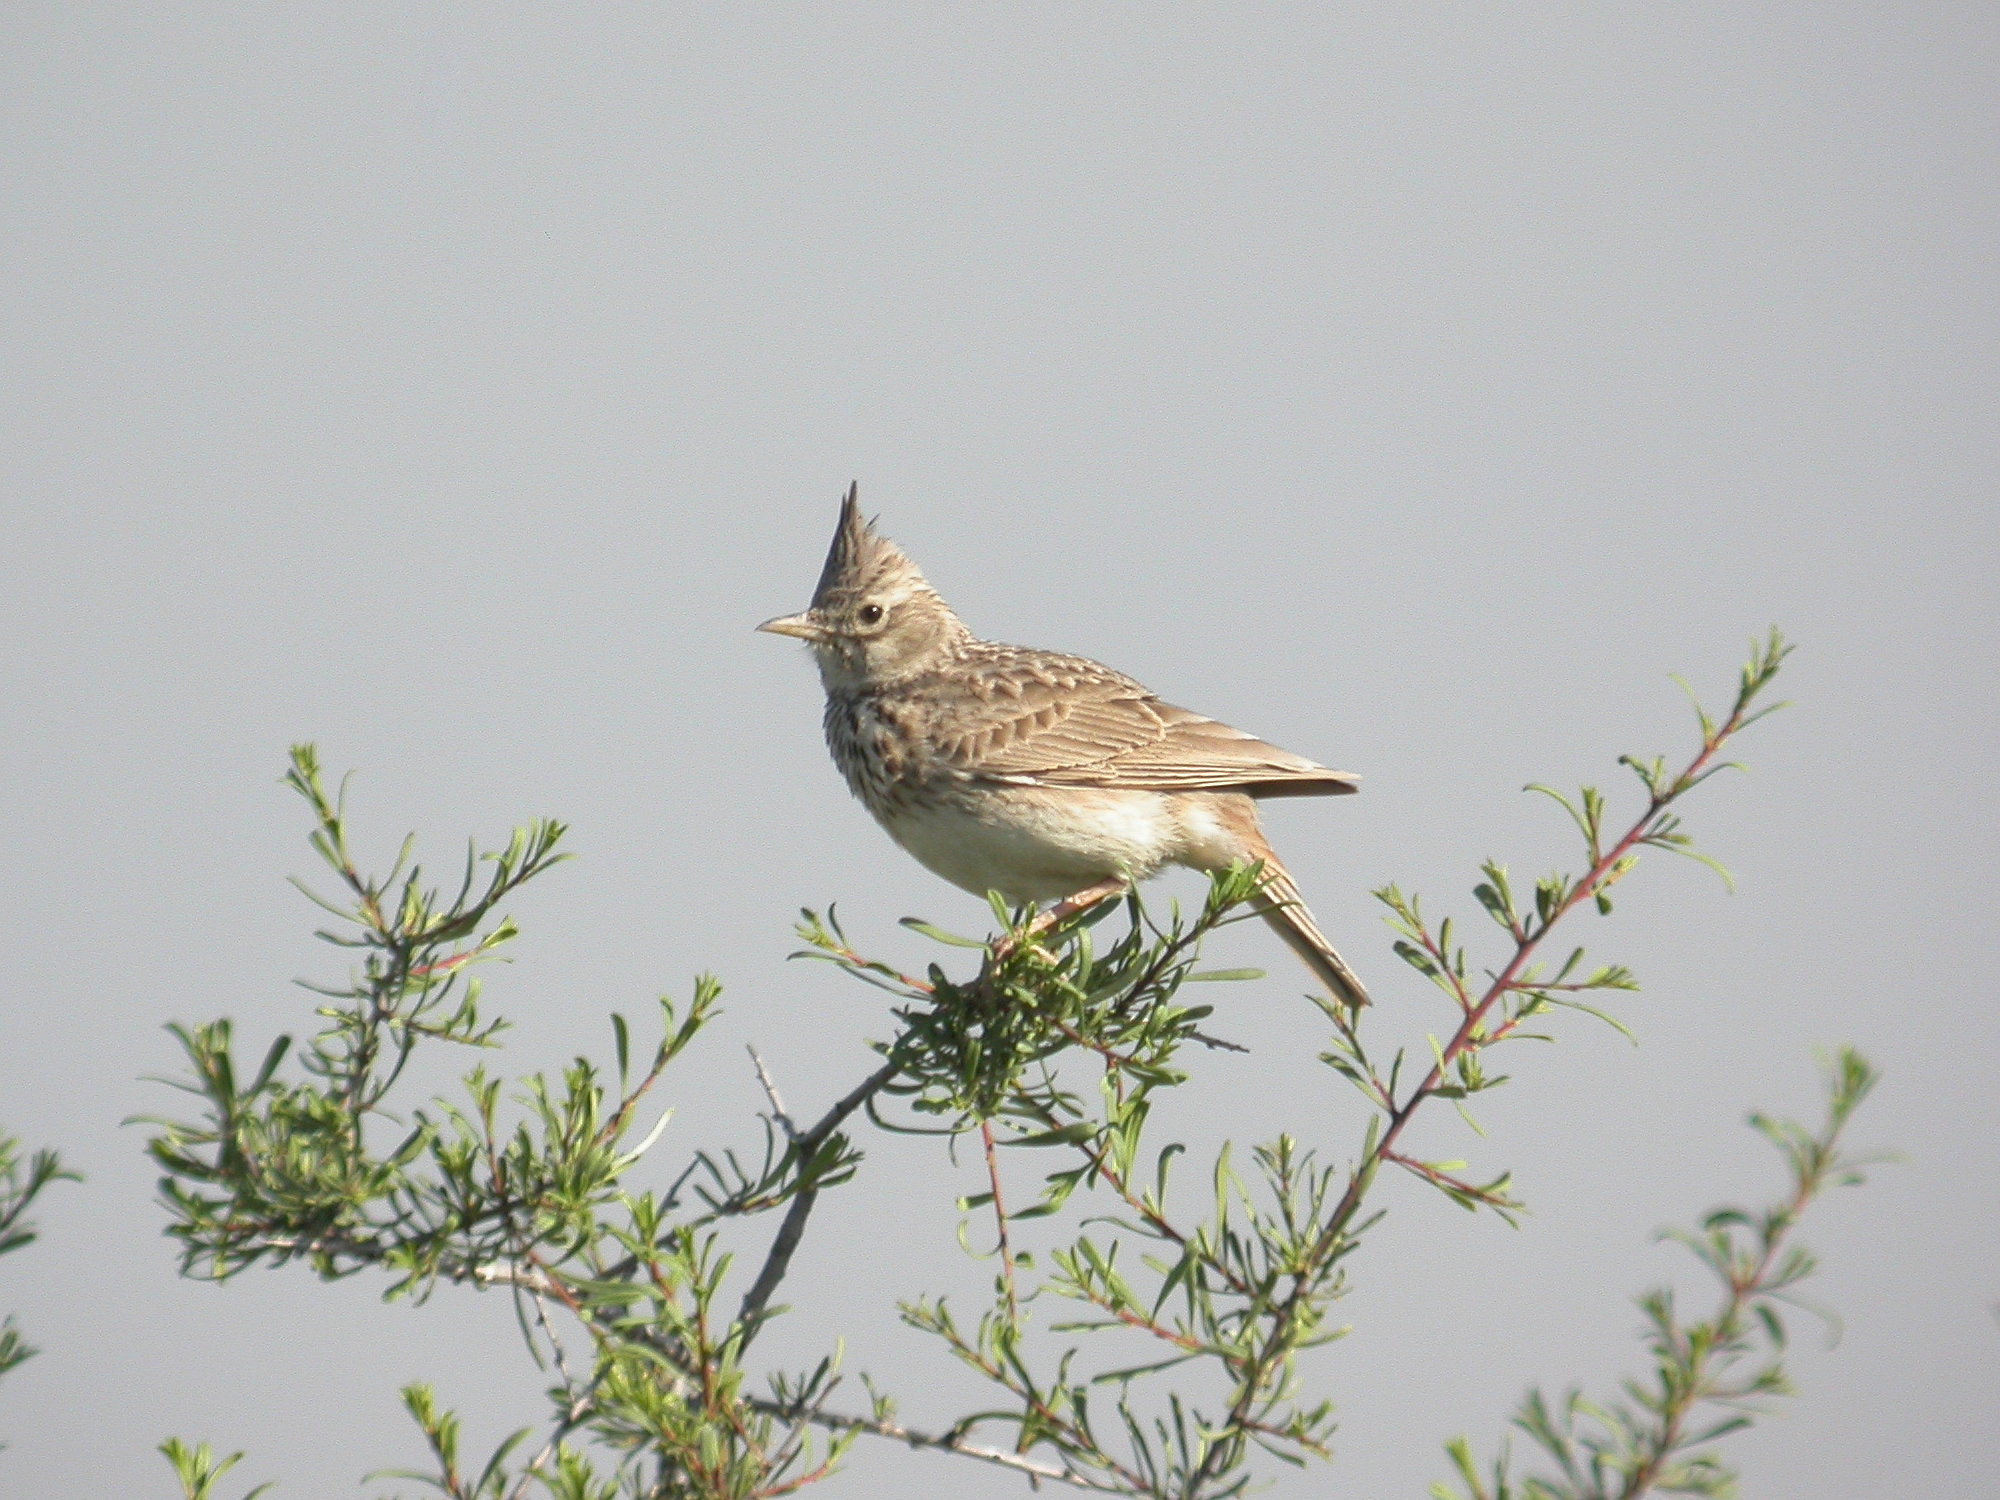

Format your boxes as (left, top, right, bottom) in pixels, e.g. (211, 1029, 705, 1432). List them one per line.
(879, 785, 1183, 904)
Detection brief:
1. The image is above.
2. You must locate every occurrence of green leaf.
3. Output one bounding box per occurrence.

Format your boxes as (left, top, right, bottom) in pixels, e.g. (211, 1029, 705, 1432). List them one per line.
(611, 1011, 631, 1087)
(900, 917, 988, 949)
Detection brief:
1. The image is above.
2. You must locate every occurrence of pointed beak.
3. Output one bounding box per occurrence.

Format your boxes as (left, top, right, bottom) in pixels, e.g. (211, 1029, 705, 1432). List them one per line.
(757, 611, 829, 642)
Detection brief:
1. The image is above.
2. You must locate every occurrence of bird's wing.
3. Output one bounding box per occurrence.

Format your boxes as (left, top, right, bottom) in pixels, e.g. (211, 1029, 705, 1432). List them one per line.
(935, 653, 1358, 797)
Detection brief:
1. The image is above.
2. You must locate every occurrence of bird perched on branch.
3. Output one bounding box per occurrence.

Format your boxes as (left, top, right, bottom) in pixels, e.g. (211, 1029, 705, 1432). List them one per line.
(758, 485, 1372, 1010)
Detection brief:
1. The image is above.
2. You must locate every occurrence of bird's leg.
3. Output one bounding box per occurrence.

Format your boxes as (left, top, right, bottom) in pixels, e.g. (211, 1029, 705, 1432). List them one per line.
(1028, 874, 1131, 938)
(987, 875, 1130, 965)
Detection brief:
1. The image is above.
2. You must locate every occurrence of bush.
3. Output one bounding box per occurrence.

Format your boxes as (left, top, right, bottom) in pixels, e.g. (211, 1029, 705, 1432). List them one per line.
(121, 631, 1880, 1499)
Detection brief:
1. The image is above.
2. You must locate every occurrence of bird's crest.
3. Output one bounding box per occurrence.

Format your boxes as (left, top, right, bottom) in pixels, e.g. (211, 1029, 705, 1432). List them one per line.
(812, 483, 924, 604)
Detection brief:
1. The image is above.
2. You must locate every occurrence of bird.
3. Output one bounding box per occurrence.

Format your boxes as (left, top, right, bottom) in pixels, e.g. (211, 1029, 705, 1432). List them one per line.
(758, 485, 1372, 1010)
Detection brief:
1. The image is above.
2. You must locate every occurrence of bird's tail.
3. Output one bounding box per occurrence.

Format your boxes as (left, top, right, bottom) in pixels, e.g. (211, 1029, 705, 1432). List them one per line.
(1250, 854, 1373, 1011)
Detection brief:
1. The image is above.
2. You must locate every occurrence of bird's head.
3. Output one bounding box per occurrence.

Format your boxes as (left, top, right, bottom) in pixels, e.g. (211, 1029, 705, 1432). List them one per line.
(758, 485, 969, 690)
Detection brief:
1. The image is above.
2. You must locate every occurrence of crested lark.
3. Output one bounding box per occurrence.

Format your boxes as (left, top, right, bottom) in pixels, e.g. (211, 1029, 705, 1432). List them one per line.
(759, 486, 1372, 1010)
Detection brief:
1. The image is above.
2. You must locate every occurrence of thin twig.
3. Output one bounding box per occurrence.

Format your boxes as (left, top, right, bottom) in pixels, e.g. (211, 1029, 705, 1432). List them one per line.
(736, 1057, 904, 1344)
(598, 1021, 685, 1150)
(920, 1317, 1156, 1492)
(460, 1255, 1124, 1493)
(1188, 1028, 1250, 1053)
(1616, 1160, 1822, 1498)
(507, 1288, 599, 1500)
(979, 1119, 1020, 1328)
(1185, 674, 1779, 1495)
(747, 1045, 799, 1140)
(797, 1404, 1128, 1492)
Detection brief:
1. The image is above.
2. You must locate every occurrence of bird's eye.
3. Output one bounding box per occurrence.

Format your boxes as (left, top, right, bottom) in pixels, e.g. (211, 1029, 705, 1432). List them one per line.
(858, 603, 885, 625)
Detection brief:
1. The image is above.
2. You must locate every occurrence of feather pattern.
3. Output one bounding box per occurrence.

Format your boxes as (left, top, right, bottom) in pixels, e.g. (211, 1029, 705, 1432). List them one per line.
(924, 644, 1361, 798)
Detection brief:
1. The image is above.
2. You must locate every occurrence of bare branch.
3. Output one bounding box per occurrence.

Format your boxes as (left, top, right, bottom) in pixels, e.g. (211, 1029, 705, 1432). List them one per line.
(736, 1057, 904, 1344)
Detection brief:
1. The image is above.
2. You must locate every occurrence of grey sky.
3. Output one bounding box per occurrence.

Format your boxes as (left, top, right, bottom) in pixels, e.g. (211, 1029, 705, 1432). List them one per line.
(2, 6, 1995, 1496)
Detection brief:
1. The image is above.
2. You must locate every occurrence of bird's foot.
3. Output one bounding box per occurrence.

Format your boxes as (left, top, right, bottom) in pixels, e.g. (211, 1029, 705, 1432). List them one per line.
(986, 876, 1130, 969)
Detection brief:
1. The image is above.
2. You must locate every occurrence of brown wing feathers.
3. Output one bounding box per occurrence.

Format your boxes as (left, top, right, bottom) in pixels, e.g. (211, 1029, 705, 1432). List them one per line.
(940, 652, 1358, 797)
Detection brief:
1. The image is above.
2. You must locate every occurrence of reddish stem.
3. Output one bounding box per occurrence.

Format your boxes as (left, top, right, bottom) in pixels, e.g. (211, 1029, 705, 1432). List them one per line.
(980, 1118, 1020, 1328)
(1186, 704, 1759, 1494)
